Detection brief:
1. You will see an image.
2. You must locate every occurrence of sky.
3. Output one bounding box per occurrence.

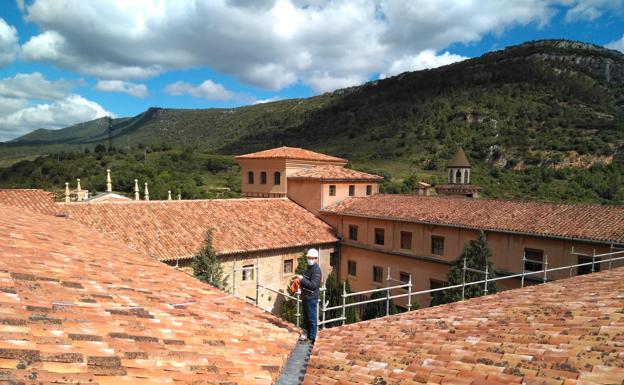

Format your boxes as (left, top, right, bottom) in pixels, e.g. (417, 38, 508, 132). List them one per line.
(0, 0, 623, 141)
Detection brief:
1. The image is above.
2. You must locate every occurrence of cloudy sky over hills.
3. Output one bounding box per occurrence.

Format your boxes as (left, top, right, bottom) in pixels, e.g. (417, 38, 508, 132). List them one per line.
(0, 0, 623, 141)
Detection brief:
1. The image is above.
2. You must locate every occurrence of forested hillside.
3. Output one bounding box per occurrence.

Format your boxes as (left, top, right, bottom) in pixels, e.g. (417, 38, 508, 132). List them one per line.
(1, 40, 623, 204)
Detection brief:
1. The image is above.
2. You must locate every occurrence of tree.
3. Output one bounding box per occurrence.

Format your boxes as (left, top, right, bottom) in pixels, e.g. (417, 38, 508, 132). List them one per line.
(323, 272, 360, 327)
(280, 252, 308, 324)
(192, 229, 228, 291)
(431, 231, 497, 306)
(362, 290, 399, 320)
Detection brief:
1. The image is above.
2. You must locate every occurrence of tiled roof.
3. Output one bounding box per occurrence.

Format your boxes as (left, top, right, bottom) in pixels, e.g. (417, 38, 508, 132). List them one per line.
(60, 198, 337, 261)
(304, 267, 624, 385)
(0, 189, 60, 216)
(0, 204, 298, 383)
(235, 146, 347, 163)
(321, 194, 624, 244)
(288, 165, 383, 182)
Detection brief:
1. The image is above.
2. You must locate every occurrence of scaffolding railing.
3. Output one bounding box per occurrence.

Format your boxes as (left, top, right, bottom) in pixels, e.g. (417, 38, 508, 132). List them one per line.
(316, 248, 624, 329)
(229, 248, 624, 331)
(231, 261, 302, 327)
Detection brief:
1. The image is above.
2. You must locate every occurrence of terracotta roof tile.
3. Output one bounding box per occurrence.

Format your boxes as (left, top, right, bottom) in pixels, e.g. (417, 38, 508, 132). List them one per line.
(60, 198, 337, 261)
(321, 194, 624, 244)
(235, 146, 347, 163)
(304, 268, 624, 385)
(288, 165, 383, 182)
(0, 189, 60, 216)
(0, 204, 298, 383)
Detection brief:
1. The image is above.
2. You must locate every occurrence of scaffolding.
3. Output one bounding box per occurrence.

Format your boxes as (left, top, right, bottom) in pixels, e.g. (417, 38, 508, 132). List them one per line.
(230, 248, 624, 330)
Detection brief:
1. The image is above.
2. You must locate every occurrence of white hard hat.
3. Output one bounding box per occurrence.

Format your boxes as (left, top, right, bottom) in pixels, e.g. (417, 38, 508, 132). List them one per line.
(306, 249, 319, 258)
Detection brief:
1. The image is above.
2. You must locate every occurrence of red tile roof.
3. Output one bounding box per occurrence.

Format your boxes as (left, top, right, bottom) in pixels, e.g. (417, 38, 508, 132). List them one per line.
(0, 189, 60, 216)
(0, 204, 299, 383)
(321, 194, 624, 244)
(235, 146, 347, 163)
(60, 198, 337, 261)
(304, 267, 624, 385)
(288, 165, 383, 182)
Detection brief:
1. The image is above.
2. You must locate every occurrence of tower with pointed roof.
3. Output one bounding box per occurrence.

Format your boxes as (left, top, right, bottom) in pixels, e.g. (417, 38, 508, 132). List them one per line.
(435, 148, 482, 198)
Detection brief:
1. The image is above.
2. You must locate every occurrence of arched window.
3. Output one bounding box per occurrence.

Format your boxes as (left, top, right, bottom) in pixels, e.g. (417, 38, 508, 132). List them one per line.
(274, 171, 281, 185)
(449, 169, 453, 183)
(456, 170, 462, 184)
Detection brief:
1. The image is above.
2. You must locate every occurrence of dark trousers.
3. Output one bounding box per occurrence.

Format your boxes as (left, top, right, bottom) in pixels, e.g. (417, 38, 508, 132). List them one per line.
(303, 298, 318, 341)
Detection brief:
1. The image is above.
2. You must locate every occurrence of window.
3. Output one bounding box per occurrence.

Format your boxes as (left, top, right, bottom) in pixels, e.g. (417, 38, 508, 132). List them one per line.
(283, 259, 293, 274)
(247, 171, 254, 184)
(330, 252, 338, 268)
(366, 185, 372, 195)
(399, 272, 411, 284)
(242, 264, 254, 281)
(274, 171, 281, 185)
(524, 248, 543, 272)
(578, 256, 600, 275)
(373, 266, 383, 283)
(456, 170, 462, 183)
(431, 236, 444, 255)
(260, 171, 267, 184)
(374, 228, 384, 245)
(329, 185, 336, 196)
(348, 225, 358, 241)
(400, 231, 412, 250)
(430, 279, 445, 290)
(348, 185, 355, 196)
(348, 260, 357, 276)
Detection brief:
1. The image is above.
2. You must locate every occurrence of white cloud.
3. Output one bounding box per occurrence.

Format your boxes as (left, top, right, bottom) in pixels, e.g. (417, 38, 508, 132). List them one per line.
(0, 94, 111, 141)
(564, 0, 624, 22)
(381, 50, 469, 79)
(17, 1, 622, 93)
(0, 18, 18, 66)
(0, 72, 112, 141)
(96, 80, 148, 98)
(606, 34, 624, 52)
(252, 96, 283, 104)
(0, 72, 75, 100)
(164, 80, 234, 100)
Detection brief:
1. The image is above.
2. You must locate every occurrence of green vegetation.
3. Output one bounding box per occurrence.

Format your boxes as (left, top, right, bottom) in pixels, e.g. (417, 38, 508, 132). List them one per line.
(432, 231, 498, 305)
(280, 252, 309, 325)
(361, 290, 400, 320)
(0, 145, 241, 200)
(0, 40, 623, 204)
(192, 230, 228, 291)
(323, 272, 359, 326)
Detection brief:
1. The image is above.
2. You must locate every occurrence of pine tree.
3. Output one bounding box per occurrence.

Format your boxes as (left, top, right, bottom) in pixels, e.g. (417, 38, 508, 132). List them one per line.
(192, 229, 228, 291)
(431, 231, 497, 306)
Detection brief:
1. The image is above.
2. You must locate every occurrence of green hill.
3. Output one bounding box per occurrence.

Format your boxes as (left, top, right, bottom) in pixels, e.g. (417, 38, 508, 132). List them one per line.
(1, 39, 623, 203)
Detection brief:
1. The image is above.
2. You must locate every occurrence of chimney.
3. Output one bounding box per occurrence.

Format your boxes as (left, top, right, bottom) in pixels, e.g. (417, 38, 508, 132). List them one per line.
(168, 190, 172, 200)
(76, 178, 83, 202)
(134, 179, 139, 201)
(64, 182, 70, 203)
(144, 182, 150, 201)
(106, 169, 112, 192)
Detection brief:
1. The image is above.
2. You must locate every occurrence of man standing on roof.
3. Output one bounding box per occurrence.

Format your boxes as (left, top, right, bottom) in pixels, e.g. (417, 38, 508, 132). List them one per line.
(295, 249, 322, 344)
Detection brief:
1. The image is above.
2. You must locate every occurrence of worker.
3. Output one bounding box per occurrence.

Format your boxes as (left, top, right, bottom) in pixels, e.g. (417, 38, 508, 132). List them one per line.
(295, 248, 321, 343)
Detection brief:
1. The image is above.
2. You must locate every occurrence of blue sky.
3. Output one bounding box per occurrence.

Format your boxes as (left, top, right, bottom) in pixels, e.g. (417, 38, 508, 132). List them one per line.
(0, 0, 622, 141)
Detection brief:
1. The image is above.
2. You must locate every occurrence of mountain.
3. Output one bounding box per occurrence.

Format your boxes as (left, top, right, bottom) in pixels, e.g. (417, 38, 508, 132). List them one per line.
(1, 39, 623, 203)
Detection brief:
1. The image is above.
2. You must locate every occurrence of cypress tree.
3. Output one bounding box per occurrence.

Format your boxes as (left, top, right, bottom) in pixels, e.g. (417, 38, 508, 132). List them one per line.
(192, 229, 228, 291)
(431, 231, 497, 306)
